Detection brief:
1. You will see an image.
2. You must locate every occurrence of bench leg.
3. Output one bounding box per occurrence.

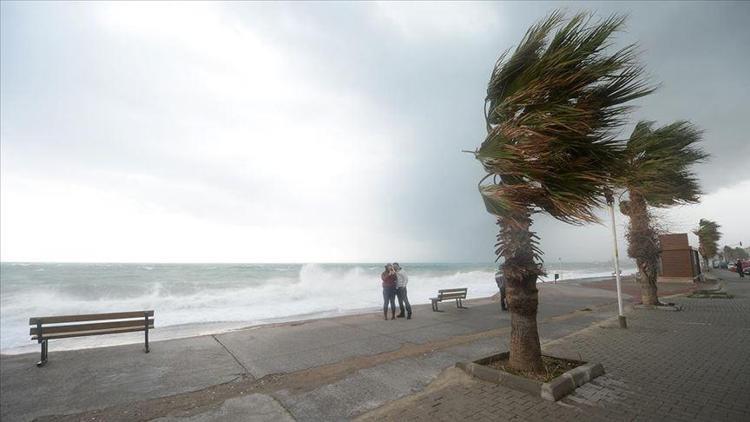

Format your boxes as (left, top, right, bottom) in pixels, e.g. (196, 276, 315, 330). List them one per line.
(36, 340, 48, 367)
(432, 300, 444, 312)
(456, 298, 468, 309)
(144, 315, 150, 353)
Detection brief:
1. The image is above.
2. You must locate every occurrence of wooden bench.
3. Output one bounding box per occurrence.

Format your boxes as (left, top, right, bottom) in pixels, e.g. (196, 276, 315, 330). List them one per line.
(30, 310, 154, 367)
(430, 288, 468, 312)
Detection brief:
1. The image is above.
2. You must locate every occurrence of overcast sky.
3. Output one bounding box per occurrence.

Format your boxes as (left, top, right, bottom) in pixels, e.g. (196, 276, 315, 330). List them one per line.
(1, 1, 748, 263)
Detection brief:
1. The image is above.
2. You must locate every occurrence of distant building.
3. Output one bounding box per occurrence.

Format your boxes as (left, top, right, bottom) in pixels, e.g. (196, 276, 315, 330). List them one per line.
(658, 233, 702, 283)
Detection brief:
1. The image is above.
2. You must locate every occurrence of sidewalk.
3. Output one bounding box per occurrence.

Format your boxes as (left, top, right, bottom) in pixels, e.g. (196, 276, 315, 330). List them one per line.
(2, 281, 627, 421)
(4, 273, 739, 422)
(582, 276, 710, 303)
(358, 269, 750, 421)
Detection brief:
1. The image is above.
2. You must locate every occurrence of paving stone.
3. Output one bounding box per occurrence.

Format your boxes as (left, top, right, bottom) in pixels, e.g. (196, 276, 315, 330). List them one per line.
(360, 270, 750, 421)
(152, 394, 294, 422)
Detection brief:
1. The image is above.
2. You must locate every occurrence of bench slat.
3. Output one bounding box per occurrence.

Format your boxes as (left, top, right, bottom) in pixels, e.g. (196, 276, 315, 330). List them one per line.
(30, 318, 155, 336)
(29, 311, 154, 325)
(438, 288, 467, 293)
(32, 325, 154, 341)
(438, 293, 466, 300)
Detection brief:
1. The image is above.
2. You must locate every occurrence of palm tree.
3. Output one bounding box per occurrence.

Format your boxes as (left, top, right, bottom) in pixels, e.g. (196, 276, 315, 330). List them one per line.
(473, 11, 653, 373)
(694, 219, 721, 271)
(618, 121, 708, 305)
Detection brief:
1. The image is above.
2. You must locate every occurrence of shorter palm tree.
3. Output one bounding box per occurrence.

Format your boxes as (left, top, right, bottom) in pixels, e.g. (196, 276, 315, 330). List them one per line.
(618, 121, 708, 305)
(694, 219, 721, 271)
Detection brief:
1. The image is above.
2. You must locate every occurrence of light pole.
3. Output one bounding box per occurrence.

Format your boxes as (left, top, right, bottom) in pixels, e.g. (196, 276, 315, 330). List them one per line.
(606, 191, 627, 329)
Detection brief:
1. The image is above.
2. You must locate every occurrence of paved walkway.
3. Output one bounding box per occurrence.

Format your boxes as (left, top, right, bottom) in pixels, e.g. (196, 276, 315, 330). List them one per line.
(3, 273, 739, 421)
(1, 282, 627, 421)
(358, 269, 750, 422)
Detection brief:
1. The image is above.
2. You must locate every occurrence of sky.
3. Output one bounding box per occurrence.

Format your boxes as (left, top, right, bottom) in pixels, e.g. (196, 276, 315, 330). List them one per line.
(1, 1, 748, 263)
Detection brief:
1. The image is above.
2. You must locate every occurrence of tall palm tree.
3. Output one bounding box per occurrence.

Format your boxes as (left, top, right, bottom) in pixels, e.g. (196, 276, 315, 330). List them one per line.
(474, 11, 653, 373)
(694, 219, 721, 271)
(618, 121, 708, 305)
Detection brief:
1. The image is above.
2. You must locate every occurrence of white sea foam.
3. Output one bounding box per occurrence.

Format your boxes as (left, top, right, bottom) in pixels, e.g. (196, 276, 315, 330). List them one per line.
(0, 262, 634, 353)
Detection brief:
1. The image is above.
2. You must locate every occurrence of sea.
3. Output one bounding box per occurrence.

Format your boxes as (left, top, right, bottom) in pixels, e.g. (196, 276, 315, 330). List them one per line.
(0, 261, 635, 354)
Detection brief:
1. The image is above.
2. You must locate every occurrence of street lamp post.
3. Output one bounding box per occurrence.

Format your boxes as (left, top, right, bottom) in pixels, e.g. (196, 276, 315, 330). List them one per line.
(606, 191, 627, 329)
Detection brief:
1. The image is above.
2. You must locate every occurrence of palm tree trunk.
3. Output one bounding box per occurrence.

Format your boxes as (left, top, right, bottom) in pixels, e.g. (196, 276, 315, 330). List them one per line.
(639, 273, 659, 306)
(497, 214, 544, 374)
(626, 193, 661, 306)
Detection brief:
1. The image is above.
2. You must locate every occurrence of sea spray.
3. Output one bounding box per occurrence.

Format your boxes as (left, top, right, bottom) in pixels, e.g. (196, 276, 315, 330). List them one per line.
(0, 262, 634, 353)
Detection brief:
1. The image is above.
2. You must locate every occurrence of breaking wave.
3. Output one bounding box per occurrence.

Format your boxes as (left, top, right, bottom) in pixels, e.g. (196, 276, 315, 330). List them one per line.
(0, 262, 633, 353)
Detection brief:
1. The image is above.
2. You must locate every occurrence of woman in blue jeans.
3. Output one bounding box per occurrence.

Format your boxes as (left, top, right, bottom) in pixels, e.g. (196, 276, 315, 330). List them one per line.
(381, 264, 397, 320)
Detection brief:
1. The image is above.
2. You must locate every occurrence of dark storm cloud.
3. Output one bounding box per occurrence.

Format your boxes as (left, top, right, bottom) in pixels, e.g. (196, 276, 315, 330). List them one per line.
(1, 1, 747, 262)
(255, 1, 750, 261)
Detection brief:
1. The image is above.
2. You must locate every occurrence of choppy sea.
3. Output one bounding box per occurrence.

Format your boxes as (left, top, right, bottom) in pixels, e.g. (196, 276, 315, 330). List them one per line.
(0, 261, 634, 353)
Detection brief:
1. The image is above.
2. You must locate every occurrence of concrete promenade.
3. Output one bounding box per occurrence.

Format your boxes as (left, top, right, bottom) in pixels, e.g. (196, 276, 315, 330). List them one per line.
(0, 275, 726, 421)
(360, 269, 750, 421)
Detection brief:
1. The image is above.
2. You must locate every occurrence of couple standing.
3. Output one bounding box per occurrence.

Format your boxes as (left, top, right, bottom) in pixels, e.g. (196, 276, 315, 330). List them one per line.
(381, 263, 412, 320)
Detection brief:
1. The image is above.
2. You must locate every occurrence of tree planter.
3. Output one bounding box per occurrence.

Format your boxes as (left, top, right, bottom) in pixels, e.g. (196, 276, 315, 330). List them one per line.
(633, 301, 682, 311)
(688, 290, 733, 299)
(456, 352, 604, 401)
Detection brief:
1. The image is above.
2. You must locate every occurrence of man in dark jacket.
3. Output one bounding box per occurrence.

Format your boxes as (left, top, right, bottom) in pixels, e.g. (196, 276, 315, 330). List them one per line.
(495, 268, 508, 311)
(394, 263, 412, 319)
(737, 259, 745, 278)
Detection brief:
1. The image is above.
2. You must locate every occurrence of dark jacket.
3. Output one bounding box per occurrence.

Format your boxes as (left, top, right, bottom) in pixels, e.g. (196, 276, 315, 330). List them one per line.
(495, 270, 505, 289)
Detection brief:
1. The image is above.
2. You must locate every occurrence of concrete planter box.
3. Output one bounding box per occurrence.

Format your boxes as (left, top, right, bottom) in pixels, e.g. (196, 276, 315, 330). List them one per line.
(633, 302, 682, 311)
(456, 352, 604, 401)
(687, 290, 733, 299)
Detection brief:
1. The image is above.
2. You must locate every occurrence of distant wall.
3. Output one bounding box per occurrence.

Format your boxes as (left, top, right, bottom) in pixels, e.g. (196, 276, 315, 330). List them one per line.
(659, 233, 699, 280)
(661, 233, 689, 251)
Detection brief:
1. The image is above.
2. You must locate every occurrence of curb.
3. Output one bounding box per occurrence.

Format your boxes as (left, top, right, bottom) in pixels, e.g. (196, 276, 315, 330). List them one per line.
(633, 303, 682, 311)
(456, 355, 605, 401)
(540, 362, 604, 401)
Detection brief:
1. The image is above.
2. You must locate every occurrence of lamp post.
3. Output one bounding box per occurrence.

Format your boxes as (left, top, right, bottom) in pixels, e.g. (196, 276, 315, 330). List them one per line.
(606, 191, 627, 329)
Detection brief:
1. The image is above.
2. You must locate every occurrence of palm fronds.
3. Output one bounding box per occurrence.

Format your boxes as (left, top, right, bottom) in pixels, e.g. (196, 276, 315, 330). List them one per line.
(694, 218, 722, 260)
(619, 121, 708, 207)
(476, 11, 654, 229)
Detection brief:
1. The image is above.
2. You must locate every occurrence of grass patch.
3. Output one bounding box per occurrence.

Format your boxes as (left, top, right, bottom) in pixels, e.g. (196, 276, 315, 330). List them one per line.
(688, 290, 733, 299)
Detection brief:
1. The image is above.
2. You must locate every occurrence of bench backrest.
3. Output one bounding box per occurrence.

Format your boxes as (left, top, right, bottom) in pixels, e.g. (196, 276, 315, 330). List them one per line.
(30, 311, 155, 341)
(438, 288, 467, 300)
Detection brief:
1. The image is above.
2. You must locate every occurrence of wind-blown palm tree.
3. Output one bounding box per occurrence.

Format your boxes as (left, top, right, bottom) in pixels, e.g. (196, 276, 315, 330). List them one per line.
(473, 11, 653, 373)
(618, 121, 708, 305)
(694, 219, 721, 271)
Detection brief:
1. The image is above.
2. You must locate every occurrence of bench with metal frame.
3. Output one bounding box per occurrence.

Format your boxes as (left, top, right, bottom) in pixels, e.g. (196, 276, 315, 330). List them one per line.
(430, 288, 468, 312)
(30, 310, 154, 367)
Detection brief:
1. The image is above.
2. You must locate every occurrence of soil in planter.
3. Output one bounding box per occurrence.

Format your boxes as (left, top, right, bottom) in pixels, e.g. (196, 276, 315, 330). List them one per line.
(486, 356, 582, 383)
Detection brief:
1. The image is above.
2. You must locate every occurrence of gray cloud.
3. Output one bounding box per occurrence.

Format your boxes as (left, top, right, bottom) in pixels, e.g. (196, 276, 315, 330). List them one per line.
(1, 1, 748, 263)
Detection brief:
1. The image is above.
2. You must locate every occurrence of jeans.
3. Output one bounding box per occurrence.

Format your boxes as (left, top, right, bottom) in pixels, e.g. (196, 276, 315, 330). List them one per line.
(396, 287, 412, 315)
(383, 286, 397, 315)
